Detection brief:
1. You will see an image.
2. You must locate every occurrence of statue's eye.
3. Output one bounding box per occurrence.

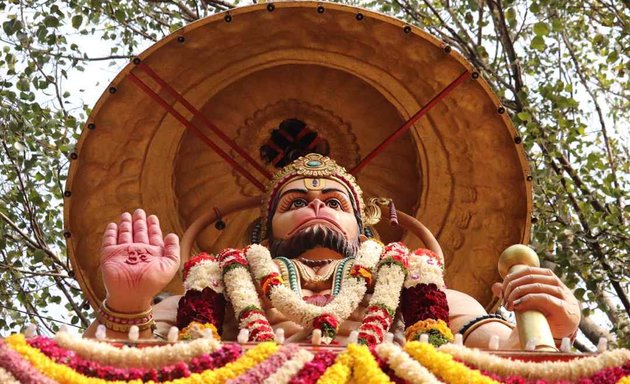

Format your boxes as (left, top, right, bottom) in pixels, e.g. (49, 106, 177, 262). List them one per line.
(326, 199, 341, 209)
(290, 199, 307, 209)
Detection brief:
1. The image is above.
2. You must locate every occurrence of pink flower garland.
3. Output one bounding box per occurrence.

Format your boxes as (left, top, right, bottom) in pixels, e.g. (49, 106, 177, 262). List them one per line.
(465, 359, 630, 384)
(288, 350, 337, 384)
(0, 339, 57, 384)
(27, 336, 242, 381)
(228, 344, 300, 384)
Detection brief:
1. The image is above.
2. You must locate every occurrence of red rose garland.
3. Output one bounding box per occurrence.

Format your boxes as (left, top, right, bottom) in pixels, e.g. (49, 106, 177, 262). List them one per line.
(177, 253, 225, 337)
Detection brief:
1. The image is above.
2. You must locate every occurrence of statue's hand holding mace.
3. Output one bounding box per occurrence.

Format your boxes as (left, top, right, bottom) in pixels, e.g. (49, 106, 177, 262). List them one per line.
(496, 245, 581, 351)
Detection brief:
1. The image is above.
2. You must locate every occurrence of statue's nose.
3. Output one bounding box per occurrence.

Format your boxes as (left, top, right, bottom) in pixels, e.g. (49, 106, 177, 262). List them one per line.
(308, 199, 326, 214)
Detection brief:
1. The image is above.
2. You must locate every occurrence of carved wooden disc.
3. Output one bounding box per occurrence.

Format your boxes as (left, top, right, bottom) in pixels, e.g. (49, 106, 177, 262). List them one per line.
(65, 1, 532, 310)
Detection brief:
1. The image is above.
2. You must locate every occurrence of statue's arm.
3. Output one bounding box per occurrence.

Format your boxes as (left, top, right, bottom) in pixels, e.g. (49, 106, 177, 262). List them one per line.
(445, 289, 520, 349)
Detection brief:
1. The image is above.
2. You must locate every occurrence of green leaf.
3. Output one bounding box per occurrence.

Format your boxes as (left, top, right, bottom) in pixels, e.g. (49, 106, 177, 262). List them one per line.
(517, 111, 532, 121)
(531, 36, 546, 51)
(71, 15, 83, 29)
(43, 16, 60, 28)
(533, 22, 550, 36)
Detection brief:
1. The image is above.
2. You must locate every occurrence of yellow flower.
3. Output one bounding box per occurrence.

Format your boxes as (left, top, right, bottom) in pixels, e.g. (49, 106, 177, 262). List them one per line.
(316, 350, 353, 384)
(405, 341, 499, 384)
(6, 334, 277, 384)
(617, 376, 630, 384)
(179, 321, 220, 340)
(347, 344, 393, 384)
(405, 319, 454, 342)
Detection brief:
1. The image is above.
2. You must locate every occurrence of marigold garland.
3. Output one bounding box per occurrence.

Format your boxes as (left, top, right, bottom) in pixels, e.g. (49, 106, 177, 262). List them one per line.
(7, 335, 278, 384)
(375, 342, 441, 384)
(29, 335, 242, 381)
(347, 344, 394, 384)
(440, 343, 630, 382)
(405, 318, 454, 346)
(179, 321, 220, 341)
(405, 341, 499, 384)
(0, 338, 58, 384)
(618, 376, 630, 384)
(315, 350, 353, 384)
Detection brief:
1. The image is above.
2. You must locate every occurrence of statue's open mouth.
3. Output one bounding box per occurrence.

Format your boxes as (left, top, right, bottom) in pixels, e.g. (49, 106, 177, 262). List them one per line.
(287, 218, 346, 237)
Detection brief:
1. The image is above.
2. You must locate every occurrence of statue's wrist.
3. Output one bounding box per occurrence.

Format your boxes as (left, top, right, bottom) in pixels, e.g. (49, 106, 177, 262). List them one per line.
(104, 297, 153, 314)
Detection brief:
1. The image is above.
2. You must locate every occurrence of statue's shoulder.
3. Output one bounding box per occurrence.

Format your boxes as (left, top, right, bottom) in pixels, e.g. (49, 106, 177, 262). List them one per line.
(154, 295, 183, 316)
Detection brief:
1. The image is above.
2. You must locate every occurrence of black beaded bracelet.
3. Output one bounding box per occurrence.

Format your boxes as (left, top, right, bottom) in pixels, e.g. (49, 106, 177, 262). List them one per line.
(457, 313, 508, 336)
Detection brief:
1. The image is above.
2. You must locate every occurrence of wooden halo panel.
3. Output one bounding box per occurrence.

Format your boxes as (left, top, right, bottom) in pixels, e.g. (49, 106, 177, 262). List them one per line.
(64, 2, 532, 310)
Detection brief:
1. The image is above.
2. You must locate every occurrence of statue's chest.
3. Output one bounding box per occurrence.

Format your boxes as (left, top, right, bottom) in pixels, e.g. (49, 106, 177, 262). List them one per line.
(273, 257, 354, 297)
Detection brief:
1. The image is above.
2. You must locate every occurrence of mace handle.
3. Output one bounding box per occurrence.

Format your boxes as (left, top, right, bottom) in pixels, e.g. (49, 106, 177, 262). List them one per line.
(498, 245, 557, 351)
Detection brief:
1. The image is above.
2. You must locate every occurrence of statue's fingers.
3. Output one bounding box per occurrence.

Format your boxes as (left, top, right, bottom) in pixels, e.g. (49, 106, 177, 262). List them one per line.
(512, 293, 562, 317)
(132, 209, 149, 243)
(118, 212, 133, 244)
(101, 222, 118, 249)
(147, 215, 164, 247)
(163, 233, 180, 263)
(502, 267, 554, 288)
(504, 274, 559, 303)
(505, 283, 564, 311)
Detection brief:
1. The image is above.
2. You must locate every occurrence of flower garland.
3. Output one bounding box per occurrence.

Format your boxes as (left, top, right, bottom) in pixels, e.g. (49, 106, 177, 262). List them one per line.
(402, 247, 452, 346)
(0, 367, 20, 384)
(619, 376, 630, 384)
(244, 240, 383, 344)
(8, 334, 277, 384)
(315, 349, 353, 384)
(358, 242, 409, 346)
(440, 343, 630, 381)
(179, 321, 220, 341)
(218, 248, 275, 342)
(375, 342, 442, 384)
(347, 344, 394, 384)
(52, 331, 222, 368)
(28, 335, 242, 381)
(229, 344, 299, 384)
(264, 348, 314, 384)
(0, 338, 58, 384)
(289, 350, 337, 384)
(405, 341, 499, 384)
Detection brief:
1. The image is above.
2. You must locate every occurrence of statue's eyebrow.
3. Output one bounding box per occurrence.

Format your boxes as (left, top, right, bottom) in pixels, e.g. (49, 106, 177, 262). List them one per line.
(322, 188, 350, 197)
(278, 188, 308, 199)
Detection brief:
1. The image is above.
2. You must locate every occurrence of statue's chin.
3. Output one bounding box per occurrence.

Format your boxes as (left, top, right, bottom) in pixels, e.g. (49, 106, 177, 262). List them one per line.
(298, 247, 345, 261)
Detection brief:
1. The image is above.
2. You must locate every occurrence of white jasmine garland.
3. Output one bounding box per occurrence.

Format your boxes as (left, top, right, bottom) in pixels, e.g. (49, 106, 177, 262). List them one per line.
(375, 343, 442, 384)
(405, 254, 445, 289)
(369, 264, 407, 314)
(54, 331, 221, 368)
(223, 266, 265, 321)
(263, 348, 314, 384)
(439, 343, 630, 381)
(244, 240, 383, 336)
(184, 259, 224, 293)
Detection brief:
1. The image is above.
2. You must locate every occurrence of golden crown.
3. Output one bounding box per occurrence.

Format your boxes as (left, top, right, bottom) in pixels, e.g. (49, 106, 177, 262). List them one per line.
(260, 153, 365, 238)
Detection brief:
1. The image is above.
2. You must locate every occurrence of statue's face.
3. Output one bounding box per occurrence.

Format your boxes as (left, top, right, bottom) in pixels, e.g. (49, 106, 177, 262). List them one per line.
(271, 178, 360, 242)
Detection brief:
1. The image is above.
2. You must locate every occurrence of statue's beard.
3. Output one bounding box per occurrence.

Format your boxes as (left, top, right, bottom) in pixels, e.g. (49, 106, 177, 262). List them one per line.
(269, 224, 359, 259)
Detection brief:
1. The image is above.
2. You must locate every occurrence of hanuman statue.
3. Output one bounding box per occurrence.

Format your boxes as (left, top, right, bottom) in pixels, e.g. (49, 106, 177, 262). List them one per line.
(85, 153, 580, 349)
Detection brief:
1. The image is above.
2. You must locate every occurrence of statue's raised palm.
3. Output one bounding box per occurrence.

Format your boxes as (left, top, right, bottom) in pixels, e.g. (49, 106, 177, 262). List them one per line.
(100, 209, 180, 313)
